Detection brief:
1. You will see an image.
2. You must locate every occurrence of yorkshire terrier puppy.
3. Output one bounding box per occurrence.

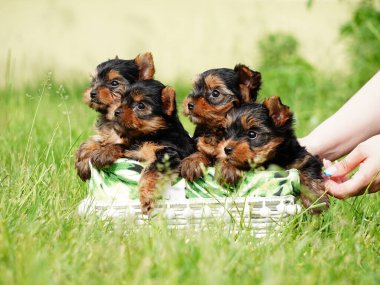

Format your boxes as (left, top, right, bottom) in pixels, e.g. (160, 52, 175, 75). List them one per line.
(75, 52, 155, 181)
(181, 64, 261, 181)
(112, 80, 195, 213)
(216, 96, 330, 213)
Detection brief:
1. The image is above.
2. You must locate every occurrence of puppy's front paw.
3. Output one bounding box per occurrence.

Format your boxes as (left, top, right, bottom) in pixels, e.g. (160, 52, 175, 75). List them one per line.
(180, 156, 204, 181)
(91, 144, 124, 169)
(300, 179, 330, 214)
(140, 196, 155, 214)
(156, 147, 181, 169)
(75, 158, 91, 181)
(216, 162, 242, 186)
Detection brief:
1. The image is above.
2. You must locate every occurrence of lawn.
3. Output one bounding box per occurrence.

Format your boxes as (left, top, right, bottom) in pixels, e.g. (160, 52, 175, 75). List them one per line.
(0, 3, 379, 285)
(1, 71, 379, 285)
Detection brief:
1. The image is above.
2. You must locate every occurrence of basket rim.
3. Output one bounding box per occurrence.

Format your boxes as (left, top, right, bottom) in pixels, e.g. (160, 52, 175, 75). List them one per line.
(82, 195, 296, 209)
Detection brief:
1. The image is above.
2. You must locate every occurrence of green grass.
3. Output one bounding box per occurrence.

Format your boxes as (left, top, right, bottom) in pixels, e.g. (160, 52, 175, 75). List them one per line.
(0, 70, 379, 285)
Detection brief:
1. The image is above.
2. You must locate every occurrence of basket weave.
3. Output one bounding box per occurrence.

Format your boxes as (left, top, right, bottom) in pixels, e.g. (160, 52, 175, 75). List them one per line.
(78, 159, 302, 237)
(79, 195, 300, 237)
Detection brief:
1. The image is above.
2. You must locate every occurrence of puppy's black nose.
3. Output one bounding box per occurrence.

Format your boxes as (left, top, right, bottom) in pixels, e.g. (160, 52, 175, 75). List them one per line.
(90, 90, 97, 99)
(114, 109, 122, 117)
(224, 146, 233, 155)
(188, 102, 195, 111)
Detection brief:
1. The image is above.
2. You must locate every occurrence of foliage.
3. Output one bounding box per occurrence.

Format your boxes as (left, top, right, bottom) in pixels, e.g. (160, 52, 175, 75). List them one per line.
(341, 1, 380, 88)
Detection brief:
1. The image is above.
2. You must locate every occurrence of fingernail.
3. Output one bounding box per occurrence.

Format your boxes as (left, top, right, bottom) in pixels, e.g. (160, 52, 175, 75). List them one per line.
(324, 166, 337, 177)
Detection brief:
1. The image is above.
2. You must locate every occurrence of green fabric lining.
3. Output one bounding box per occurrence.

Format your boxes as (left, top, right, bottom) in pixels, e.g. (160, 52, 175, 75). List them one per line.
(88, 158, 300, 201)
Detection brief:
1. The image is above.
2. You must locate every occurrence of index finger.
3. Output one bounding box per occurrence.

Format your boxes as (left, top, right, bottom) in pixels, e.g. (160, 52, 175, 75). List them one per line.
(324, 147, 366, 178)
(325, 161, 373, 199)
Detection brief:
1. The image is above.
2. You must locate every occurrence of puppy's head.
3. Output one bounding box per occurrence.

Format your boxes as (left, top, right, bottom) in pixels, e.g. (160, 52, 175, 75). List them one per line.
(113, 80, 177, 139)
(183, 64, 261, 128)
(217, 96, 293, 169)
(84, 52, 155, 113)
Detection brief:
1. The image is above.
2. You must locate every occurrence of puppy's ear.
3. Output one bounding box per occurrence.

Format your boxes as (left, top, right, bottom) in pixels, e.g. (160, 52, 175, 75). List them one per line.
(234, 64, 261, 103)
(263, 96, 292, 127)
(161, 86, 176, 116)
(114, 55, 119, 60)
(134, 52, 155, 80)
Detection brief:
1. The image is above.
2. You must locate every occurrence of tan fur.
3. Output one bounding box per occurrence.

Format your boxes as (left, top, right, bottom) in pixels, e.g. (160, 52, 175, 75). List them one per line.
(219, 137, 284, 168)
(125, 142, 163, 164)
(119, 105, 167, 136)
(241, 115, 256, 130)
(139, 168, 160, 214)
(180, 152, 211, 181)
(239, 84, 250, 103)
(161, 86, 176, 116)
(288, 154, 313, 170)
(187, 97, 234, 127)
(83, 88, 92, 105)
(131, 91, 144, 102)
(75, 135, 127, 181)
(299, 171, 330, 214)
(204, 74, 225, 90)
(139, 117, 167, 134)
(234, 64, 261, 102)
(107, 69, 122, 81)
(263, 96, 292, 127)
(216, 159, 242, 185)
(197, 136, 221, 157)
(204, 74, 235, 96)
(134, 52, 155, 80)
(182, 96, 191, 116)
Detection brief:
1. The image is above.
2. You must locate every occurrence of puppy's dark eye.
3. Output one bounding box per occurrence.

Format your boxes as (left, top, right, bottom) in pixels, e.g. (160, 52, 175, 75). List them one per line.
(110, 80, 119, 87)
(137, 102, 145, 110)
(211, 90, 220, 97)
(248, 130, 257, 139)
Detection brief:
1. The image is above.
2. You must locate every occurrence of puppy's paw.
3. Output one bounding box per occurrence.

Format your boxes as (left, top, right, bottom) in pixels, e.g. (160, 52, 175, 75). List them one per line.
(75, 143, 94, 181)
(75, 158, 91, 181)
(180, 156, 204, 181)
(156, 147, 181, 169)
(91, 144, 124, 169)
(300, 179, 330, 214)
(140, 196, 155, 214)
(216, 162, 242, 186)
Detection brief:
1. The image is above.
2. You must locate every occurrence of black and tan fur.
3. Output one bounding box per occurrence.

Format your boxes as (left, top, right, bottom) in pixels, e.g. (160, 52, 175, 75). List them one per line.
(75, 52, 155, 180)
(216, 96, 329, 213)
(181, 64, 261, 181)
(112, 80, 195, 213)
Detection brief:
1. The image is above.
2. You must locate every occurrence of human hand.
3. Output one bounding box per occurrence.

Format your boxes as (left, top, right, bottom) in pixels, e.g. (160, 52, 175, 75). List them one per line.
(323, 135, 380, 199)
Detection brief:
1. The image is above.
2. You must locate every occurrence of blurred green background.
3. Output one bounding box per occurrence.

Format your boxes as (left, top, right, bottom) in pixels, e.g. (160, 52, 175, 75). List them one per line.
(0, 1, 379, 284)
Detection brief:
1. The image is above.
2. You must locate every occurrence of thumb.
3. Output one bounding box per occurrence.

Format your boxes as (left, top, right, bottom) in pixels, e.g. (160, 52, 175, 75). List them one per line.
(324, 146, 366, 178)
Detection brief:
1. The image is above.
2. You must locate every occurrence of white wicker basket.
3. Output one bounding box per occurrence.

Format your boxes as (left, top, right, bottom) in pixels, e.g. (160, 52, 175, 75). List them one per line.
(78, 195, 300, 237)
(78, 159, 302, 237)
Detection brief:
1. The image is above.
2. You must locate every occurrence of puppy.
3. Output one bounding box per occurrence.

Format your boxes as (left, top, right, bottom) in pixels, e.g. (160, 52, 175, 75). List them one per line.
(216, 96, 330, 213)
(75, 52, 155, 181)
(112, 80, 195, 213)
(181, 64, 261, 181)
